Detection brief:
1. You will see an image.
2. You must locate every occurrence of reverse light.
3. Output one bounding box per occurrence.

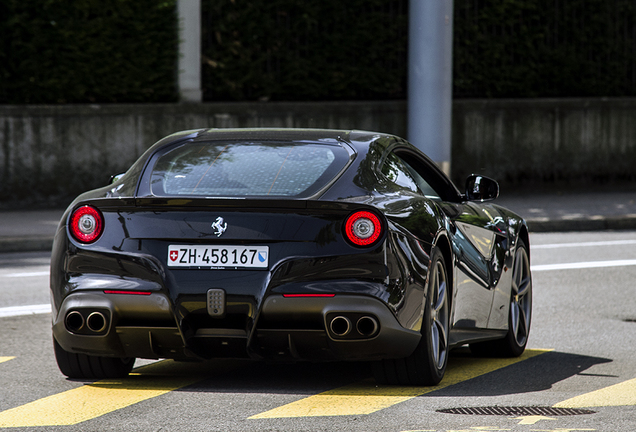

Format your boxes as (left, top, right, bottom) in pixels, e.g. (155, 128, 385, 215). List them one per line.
(69, 205, 104, 243)
(344, 210, 382, 246)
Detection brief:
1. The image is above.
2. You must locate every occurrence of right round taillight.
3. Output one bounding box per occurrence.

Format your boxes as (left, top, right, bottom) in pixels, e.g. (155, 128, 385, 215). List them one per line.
(69, 205, 104, 243)
(344, 210, 382, 246)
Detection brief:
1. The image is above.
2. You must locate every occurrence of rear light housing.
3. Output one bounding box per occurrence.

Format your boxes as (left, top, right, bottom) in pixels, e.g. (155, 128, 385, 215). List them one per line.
(69, 205, 104, 243)
(104, 290, 152, 295)
(344, 210, 382, 246)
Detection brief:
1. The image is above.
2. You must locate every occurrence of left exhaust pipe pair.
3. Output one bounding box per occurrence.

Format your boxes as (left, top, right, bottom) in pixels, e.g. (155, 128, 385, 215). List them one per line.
(64, 310, 108, 334)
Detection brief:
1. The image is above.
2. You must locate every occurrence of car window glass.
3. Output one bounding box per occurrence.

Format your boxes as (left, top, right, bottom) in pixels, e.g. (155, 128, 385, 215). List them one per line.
(150, 141, 349, 198)
(381, 153, 419, 193)
(394, 150, 460, 202)
(400, 159, 440, 200)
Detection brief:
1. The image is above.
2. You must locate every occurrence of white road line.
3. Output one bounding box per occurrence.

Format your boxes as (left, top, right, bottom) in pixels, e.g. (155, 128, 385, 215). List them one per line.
(533, 239, 636, 249)
(532, 259, 636, 272)
(3, 271, 49, 278)
(0, 304, 51, 318)
(2, 259, 634, 317)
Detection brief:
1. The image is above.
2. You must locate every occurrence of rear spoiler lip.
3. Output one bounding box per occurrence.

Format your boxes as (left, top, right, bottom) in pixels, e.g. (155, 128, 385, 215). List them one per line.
(73, 196, 382, 213)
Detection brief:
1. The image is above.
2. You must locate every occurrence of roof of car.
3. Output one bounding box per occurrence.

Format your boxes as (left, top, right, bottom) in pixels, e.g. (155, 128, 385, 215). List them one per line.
(185, 128, 391, 146)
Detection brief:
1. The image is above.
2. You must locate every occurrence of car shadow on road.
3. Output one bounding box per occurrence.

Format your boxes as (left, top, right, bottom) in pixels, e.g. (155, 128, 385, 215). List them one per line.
(109, 357, 372, 396)
(429, 348, 612, 397)
(112, 348, 611, 397)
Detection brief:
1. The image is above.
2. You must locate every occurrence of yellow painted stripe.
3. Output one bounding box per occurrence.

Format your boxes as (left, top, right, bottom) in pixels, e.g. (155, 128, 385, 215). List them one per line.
(554, 377, 636, 408)
(0, 359, 241, 427)
(250, 348, 551, 418)
(0, 357, 15, 365)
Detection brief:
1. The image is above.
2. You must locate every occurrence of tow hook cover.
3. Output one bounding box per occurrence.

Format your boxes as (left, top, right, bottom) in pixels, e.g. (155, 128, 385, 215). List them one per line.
(207, 289, 226, 318)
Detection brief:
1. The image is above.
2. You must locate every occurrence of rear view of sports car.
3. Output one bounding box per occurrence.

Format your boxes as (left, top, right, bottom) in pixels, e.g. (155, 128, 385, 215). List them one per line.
(50, 128, 532, 386)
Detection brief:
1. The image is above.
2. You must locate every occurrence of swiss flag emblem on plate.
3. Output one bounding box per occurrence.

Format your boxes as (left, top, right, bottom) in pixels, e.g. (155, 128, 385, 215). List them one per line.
(169, 250, 179, 262)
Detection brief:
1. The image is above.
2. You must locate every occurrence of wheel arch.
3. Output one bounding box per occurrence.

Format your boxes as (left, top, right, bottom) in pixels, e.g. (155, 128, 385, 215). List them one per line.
(517, 224, 531, 260)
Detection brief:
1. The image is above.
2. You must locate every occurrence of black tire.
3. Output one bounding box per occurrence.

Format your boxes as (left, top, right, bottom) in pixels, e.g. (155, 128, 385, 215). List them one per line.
(373, 247, 450, 385)
(53, 337, 135, 379)
(470, 238, 532, 357)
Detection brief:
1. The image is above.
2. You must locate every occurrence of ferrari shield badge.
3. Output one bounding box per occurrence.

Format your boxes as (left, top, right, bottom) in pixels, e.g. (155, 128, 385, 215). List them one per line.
(211, 217, 227, 237)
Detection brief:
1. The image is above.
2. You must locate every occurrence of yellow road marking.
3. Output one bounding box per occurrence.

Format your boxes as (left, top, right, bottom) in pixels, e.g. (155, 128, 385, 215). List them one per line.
(0, 357, 14, 365)
(554, 377, 636, 408)
(0, 359, 242, 428)
(512, 415, 556, 425)
(250, 349, 551, 418)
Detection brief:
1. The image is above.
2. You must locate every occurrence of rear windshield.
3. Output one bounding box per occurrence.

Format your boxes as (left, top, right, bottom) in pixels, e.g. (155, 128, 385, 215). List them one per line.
(150, 141, 350, 198)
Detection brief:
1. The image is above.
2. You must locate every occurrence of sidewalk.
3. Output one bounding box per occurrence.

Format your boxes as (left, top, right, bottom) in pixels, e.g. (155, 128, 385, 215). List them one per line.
(0, 209, 64, 253)
(1, 190, 636, 253)
(496, 190, 636, 232)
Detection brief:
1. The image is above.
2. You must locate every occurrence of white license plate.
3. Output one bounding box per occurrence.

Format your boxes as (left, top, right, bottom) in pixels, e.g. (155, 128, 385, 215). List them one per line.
(168, 245, 269, 269)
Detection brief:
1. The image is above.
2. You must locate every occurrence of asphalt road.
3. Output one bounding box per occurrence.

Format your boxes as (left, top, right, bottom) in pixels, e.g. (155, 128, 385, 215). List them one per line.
(1, 231, 635, 431)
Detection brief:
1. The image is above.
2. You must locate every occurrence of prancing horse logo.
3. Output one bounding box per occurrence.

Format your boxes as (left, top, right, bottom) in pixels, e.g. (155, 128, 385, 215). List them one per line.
(211, 217, 227, 237)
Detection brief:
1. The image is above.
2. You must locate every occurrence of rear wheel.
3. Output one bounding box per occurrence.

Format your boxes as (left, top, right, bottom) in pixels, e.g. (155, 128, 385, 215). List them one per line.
(470, 238, 532, 357)
(373, 247, 449, 385)
(53, 337, 135, 379)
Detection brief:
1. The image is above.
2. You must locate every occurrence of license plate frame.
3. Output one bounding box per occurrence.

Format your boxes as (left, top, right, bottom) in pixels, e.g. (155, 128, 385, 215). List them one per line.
(167, 245, 269, 269)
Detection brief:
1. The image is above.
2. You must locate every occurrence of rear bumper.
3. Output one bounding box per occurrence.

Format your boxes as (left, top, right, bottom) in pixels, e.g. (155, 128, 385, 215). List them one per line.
(52, 292, 186, 359)
(52, 292, 421, 362)
(256, 295, 421, 361)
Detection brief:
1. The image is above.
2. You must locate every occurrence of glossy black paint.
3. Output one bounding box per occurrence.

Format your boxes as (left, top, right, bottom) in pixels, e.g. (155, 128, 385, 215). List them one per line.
(51, 129, 529, 363)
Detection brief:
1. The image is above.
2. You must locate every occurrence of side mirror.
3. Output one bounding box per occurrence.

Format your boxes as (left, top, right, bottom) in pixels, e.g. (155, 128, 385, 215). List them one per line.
(465, 175, 499, 202)
(109, 173, 125, 185)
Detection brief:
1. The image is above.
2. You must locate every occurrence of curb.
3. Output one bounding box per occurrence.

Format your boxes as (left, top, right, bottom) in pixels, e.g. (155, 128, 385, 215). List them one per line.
(0, 237, 54, 253)
(527, 215, 636, 233)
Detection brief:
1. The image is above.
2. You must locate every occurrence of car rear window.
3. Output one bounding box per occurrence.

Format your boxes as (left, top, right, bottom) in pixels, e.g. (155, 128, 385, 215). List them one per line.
(150, 141, 350, 198)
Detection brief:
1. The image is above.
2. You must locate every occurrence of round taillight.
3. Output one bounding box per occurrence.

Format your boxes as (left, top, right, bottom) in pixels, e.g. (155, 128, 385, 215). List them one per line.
(345, 211, 382, 246)
(69, 205, 104, 243)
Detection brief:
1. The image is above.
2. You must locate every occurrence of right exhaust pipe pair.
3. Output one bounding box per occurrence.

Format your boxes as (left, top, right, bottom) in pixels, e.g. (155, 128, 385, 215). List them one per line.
(329, 315, 379, 338)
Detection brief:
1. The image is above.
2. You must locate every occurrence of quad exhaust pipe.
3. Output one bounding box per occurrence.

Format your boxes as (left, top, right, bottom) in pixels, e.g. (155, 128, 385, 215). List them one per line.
(356, 316, 379, 337)
(329, 315, 379, 338)
(65, 310, 85, 333)
(86, 311, 107, 333)
(329, 316, 352, 336)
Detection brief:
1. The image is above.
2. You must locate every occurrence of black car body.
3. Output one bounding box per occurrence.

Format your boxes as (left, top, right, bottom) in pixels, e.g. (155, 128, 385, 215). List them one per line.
(50, 128, 532, 385)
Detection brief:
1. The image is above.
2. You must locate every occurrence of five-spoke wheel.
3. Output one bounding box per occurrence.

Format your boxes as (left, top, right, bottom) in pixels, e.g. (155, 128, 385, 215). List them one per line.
(373, 247, 450, 385)
(507, 238, 533, 355)
(470, 238, 532, 357)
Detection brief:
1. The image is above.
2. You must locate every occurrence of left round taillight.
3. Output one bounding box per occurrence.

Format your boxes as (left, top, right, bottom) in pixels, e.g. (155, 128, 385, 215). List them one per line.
(344, 210, 383, 246)
(69, 205, 104, 243)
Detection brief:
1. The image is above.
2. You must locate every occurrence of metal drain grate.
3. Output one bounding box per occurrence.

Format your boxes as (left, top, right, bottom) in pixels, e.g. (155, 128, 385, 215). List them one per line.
(438, 406, 595, 416)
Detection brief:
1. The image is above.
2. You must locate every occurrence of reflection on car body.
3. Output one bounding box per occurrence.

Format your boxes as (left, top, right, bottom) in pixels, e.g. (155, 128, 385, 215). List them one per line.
(50, 128, 532, 386)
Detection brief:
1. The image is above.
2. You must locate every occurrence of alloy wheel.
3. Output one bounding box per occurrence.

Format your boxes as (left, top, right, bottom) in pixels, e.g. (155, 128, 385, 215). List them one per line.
(429, 258, 449, 370)
(510, 244, 532, 347)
